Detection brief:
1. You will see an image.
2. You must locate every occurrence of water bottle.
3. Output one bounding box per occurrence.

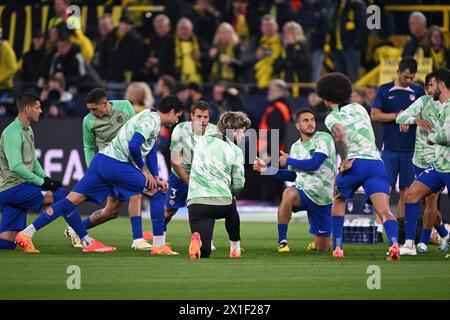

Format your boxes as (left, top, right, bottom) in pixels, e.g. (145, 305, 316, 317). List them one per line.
(343, 219, 351, 243)
(350, 220, 357, 243)
(362, 220, 370, 244)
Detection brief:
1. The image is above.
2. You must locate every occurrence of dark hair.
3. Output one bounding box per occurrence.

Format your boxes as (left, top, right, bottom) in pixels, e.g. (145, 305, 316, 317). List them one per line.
(191, 100, 211, 114)
(86, 88, 107, 104)
(156, 95, 184, 113)
(425, 71, 436, 87)
(434, 67, 450, 88)
(316, 72, 352, 104)
(17, 93, 40, 112)
(295, 108, 315, 122)
(187, 82, 202, 93)
(159, 75, 175, 92)
(399, 56, 418, 73)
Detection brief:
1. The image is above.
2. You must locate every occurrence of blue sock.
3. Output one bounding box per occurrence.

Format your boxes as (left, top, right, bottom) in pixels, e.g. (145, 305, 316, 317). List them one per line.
(332, 216, 344, 249)
(383, 219, 398, 246)
(130, 216, 143, 240)
(150, 191, 165, 236)
(52, 188, 69, 202)
(32, 198, 74, 231)
(405, 203, 420, 241)
(83, 218, 93, 230)
(278, 224, 288, 243)
(419, 228, 432, 244)
(435, 222, 448, 238)
(0, 239, 16, 250)
(63, 208, 88, 239)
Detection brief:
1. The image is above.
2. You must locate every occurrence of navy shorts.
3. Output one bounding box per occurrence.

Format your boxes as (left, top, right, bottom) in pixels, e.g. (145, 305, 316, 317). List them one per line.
(413, 165, 426, 179)
(0, 183, 45, 232)
(294, 188, 331, 237)
(381, 150, 415, 189)
(73, 153, 145, 205)
(417, 166, 450, 193)
(165, 172, 188, 209)
(336, 158, 390, 201)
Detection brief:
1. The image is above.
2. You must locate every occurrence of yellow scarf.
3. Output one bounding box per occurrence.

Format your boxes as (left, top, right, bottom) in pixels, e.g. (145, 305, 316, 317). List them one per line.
(175, 34, 202, 83)
(430, 48, 446, 70)
(211, 45, 235, 82)
(235, 13, 249, 46)
(255, 34, 282, 89)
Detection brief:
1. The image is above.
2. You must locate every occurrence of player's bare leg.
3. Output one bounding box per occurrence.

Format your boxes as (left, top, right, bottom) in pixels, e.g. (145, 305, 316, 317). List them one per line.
(369, 192, 400, 260)
(331, 194, 345, 258)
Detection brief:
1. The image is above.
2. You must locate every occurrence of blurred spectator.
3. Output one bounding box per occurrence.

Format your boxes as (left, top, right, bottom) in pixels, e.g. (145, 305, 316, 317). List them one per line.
(155, 74, 176, 101)
(298, 0, 330, 82)
(159, 18, 208, 84)
(0, 27, 18, 117)
(250, 15, 283, 89)
(274, 21, 311, 95)
(0, 28, 18, 92)
(330, 0, 366, 82)
(47, 0, 70, 32)
(402, 11, 427, 57)
(175, 83, 191, 107)
(209, 81, 246, 123)
(124, 82, 155, 113)
(49, 36, 87, 89)
(419, 25, 450, 70)
(188, 82, 205, 106)
(98, 14, 143, 84)
(365, 85, 377, 107)
(189, 0, 220, 45)
(208, 22, 245, 82)
(351, 87, 371, 114)
(257, 79, 293, 203)
(306, 91, 327, 116)
(40, 73, 75, 117)
(21, 31, 46, 85)
(222, 0, 260, 47)
(135, 14, 172, 82)
(270, 0, 297, 29)
(92, 14, 114, 70)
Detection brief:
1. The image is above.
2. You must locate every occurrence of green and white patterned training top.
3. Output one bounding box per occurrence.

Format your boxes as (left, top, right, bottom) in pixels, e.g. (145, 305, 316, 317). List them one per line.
(325, 103, 381, 160)
(187, 134, 245, 206)
(396, 95, 441, 169)
(100, 109, 160, 168)
(429, 98, 450, 173)
(83, 100, 136, 166)
(170, 121, 217, 176)
(288, 131, 336, 205)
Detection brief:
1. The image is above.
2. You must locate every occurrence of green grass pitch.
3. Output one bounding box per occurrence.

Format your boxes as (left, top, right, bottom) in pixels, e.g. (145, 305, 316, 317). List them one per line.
(0, 215, 449, 300)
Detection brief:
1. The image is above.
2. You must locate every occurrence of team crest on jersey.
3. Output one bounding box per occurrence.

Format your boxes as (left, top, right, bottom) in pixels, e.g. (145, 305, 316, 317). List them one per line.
(409, 94, 416, 101)
(116, 115, 124, 123)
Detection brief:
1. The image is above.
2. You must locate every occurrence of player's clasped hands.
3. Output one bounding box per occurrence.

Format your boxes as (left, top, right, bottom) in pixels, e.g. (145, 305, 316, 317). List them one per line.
(414, 118, 433, 131)
(253, 157, 268, 173)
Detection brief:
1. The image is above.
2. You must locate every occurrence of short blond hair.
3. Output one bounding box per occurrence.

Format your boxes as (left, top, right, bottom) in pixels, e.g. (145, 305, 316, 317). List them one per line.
(213, 22, 240, 47)
(124, 82, 154, 109)
(283, 21, 306, 43)
(217, 111, 251, 134)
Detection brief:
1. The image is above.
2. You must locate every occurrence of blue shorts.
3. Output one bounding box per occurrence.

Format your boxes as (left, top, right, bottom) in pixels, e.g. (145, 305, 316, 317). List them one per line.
(336, 158, 390, 201)
(0, 183, 45, 233)
(381, 150, 415, 189)
(417, 166, 450, 193)
(294, 188, 331, 237)
(413, 165, 427, 179)
(73, 153, 145, 205)
(165, 172, 188, 209)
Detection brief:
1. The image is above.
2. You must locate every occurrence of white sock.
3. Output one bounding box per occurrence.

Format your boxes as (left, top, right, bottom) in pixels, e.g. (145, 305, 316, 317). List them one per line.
(82, 235, 94, 246)
(405, 239, 414, 247)
(153, 235, 165, 247)
(230, 241, 240, 251)
(23, 225, 36, 238)
(133, 238, 144, 243)
(376, 224, 384, 233)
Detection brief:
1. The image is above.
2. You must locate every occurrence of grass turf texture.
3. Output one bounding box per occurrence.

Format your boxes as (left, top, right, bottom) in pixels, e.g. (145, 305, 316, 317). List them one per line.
(0, 215, 449, 300)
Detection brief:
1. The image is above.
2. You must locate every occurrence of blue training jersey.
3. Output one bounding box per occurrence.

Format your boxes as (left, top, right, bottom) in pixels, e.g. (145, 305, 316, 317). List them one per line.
(373, 81, 425, 152)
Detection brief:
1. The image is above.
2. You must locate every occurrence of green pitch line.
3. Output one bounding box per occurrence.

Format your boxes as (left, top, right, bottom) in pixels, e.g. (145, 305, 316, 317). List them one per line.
(0, 215, 449, 300)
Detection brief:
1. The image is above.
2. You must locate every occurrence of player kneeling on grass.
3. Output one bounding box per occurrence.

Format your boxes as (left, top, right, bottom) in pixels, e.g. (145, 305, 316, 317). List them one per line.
(16, 95, 184, 254)
(0, 93, 113, 253)
(317, 72, 400, 260)
(253, 108, 336, 253)
(187, 111, 250, 259)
